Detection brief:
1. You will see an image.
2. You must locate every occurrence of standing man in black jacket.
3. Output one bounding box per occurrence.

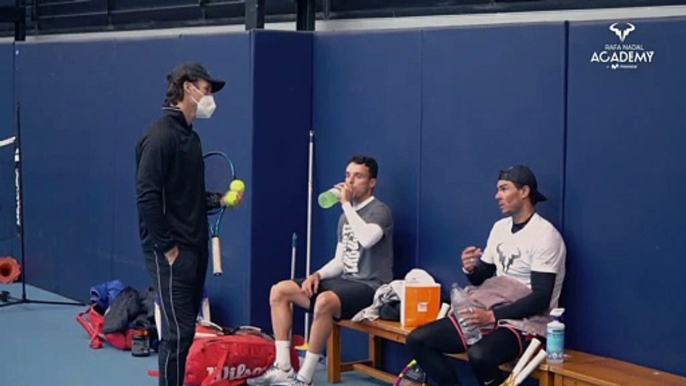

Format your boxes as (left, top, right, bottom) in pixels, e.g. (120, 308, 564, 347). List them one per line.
(136, 61, 231, 386)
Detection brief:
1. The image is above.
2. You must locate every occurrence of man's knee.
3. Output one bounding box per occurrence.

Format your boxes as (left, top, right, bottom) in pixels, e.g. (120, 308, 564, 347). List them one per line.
(467, 344, 493, 369)
(406, 329, 422, 352)
(406, 323, 436, 353)
(312, 291, 340, 317)
(270, 280, 298, 306)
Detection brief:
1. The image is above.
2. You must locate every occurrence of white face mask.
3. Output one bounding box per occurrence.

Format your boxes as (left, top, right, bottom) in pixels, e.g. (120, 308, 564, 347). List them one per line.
(190, 84, 217, 119)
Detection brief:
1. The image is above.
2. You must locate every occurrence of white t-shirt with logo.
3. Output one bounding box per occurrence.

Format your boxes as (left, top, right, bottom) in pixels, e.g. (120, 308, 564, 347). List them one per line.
(481, 213, 567, 310)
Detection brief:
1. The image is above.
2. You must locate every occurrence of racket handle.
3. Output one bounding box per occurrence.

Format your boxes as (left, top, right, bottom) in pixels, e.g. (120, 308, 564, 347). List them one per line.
(212, 236, 223, 276)
(514, 349, 547, 385)
(511, 338, 541, 377)
(498, 374, 515, 386)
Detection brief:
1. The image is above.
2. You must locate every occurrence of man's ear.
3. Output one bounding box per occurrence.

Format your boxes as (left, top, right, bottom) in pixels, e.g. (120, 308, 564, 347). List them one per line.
(520, 185, 531, 200)
(369, 178, 377, 190)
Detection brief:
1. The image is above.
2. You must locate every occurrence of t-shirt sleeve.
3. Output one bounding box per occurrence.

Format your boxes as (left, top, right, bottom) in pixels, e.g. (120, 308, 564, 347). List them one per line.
(530, 230, 566, 274)
(366, 202, 393, 236)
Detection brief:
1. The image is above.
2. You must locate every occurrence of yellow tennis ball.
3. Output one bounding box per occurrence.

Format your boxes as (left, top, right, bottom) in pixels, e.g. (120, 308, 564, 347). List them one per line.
(230, 179, 245, 193)
(223, 191, 239, 207)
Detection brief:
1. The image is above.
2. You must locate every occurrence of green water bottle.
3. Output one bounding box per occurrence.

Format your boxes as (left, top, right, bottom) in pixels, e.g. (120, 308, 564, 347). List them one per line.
(318, 188, 341, 209)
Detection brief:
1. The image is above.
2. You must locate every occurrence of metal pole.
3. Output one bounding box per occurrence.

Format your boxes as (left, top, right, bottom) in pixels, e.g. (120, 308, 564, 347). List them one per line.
(245, 0, 266, 30)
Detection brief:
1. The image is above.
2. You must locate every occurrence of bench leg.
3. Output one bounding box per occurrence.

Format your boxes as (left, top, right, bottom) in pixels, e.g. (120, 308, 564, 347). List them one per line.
(538, 372, 553, 386)
(327, 323, 342, 383)
(369, 334, 383, 369)
(553, 374, 564, 386)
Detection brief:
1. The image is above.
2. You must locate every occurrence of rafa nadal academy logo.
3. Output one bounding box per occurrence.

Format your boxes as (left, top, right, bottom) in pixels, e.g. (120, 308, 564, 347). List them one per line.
(609, 22, 635, 42)
(590, 22, 655, 70)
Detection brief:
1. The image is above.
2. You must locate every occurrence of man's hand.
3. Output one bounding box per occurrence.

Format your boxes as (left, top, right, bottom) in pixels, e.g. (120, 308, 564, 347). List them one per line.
(458, 307, 495, 329)
(221, 190, 244, 209)
(165, 245, 179, 265)
(232, 191, 244, 208)
(461, 246, 483, 273)
(301, 272, 321, 297)
(335, 183, 353, 205)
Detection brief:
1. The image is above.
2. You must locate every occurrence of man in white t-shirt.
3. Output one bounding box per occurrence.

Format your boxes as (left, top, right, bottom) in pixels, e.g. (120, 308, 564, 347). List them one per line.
(407, 165, 566, 386)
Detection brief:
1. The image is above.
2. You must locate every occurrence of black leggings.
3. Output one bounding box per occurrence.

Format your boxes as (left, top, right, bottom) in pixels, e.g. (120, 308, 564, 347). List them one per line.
(406, 317, 527, 386)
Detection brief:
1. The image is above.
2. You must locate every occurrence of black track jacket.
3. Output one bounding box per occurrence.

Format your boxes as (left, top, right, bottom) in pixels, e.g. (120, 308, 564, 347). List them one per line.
(135, 108, 209, 254)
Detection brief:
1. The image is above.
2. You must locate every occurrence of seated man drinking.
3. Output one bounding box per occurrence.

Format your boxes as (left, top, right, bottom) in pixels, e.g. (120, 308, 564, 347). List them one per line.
(249, 155, 395, 386)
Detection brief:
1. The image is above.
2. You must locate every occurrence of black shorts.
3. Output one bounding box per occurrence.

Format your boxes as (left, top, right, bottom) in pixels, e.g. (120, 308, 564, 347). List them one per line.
(293, 277, 376, 320)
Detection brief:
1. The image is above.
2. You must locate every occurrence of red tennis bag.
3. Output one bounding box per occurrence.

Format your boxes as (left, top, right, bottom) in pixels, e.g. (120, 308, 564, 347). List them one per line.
(76, 304, 133, 350)
(184, 325, 300, 386)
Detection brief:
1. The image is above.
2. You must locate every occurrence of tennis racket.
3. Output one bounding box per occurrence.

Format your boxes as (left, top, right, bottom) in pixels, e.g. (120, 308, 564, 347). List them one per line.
(203, 150, 236, 276)
(394, 359, 427, 386)
(500, 338, 548, 386)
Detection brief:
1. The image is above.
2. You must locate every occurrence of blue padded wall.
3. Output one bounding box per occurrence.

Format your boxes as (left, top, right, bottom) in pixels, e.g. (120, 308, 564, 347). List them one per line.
(0, 43, 17, 261)
(173, 33, 255, 327)
(416, 24, 567, 385)
(250, 30, 313, 332)
(312, 30, 422, 303)
(16, 40, 119, 293)
(312, 31, 422, 365)
(311, 23, 567, 380)
(14, 33, 255, 327)
(565, 17, 686, 376)
(419, 23, 567, 289)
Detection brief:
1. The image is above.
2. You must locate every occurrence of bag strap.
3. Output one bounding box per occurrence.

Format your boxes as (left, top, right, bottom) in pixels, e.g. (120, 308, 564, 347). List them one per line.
(229, 325, 274, 342)
(201, 343, 231, 386)
(76, 309, 104, 349)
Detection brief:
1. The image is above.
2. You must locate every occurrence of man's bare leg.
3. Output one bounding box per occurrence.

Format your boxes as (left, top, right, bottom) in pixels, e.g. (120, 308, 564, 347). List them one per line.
(296, 291, 342, 384)
(247, 280, 312, 386)
(271, 280, 312, 341)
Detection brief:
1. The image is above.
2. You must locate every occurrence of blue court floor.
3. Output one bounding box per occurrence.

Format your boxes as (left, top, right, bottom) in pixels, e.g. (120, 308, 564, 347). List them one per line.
(0, 283, 386, 386)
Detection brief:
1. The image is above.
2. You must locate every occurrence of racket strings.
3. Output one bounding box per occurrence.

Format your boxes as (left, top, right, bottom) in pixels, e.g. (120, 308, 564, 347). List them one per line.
(397, 378, 426, 386)
(204, 155, 233, 193)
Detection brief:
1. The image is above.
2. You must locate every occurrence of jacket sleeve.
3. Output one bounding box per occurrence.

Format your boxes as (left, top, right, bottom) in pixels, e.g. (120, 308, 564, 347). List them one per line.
(136, 129, 176, 253)
(465, 262, 496, 285)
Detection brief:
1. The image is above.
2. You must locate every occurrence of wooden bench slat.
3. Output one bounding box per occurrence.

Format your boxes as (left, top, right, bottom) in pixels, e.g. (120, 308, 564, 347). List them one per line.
(552, 358, 686, 386)
(352, 363, 399, 384)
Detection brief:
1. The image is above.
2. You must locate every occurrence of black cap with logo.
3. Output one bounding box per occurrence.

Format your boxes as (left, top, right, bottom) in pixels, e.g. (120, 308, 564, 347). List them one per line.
(168, 61, 225, 93)
(498, 165, 547, 203)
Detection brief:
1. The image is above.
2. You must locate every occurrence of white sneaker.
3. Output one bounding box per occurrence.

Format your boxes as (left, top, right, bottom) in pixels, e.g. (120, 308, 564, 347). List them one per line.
(284, 374, 313, 386)
(247, 364, 294, 386)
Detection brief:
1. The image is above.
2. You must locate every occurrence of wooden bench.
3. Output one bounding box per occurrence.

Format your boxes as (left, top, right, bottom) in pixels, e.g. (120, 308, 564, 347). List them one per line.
(326, 319, 559, 385)
(327, 319, 686, 386)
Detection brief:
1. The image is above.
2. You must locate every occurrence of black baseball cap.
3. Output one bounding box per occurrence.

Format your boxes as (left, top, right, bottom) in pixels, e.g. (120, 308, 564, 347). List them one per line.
(498, 165, 547, 203)
(168, 61, 225, 93)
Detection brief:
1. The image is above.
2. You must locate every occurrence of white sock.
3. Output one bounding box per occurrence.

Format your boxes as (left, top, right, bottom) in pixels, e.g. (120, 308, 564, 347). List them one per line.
(275, 340, 292, 371)
(297, 351, 319, 384)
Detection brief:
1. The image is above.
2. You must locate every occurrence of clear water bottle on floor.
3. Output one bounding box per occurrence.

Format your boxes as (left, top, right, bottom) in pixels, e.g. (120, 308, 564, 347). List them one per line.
(450, 283, 482, 345)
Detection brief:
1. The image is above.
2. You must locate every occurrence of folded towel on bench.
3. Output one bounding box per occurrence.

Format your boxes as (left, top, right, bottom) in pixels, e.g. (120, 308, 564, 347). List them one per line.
(351, 280, 404, 322)
(464, 275, 551, 337)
